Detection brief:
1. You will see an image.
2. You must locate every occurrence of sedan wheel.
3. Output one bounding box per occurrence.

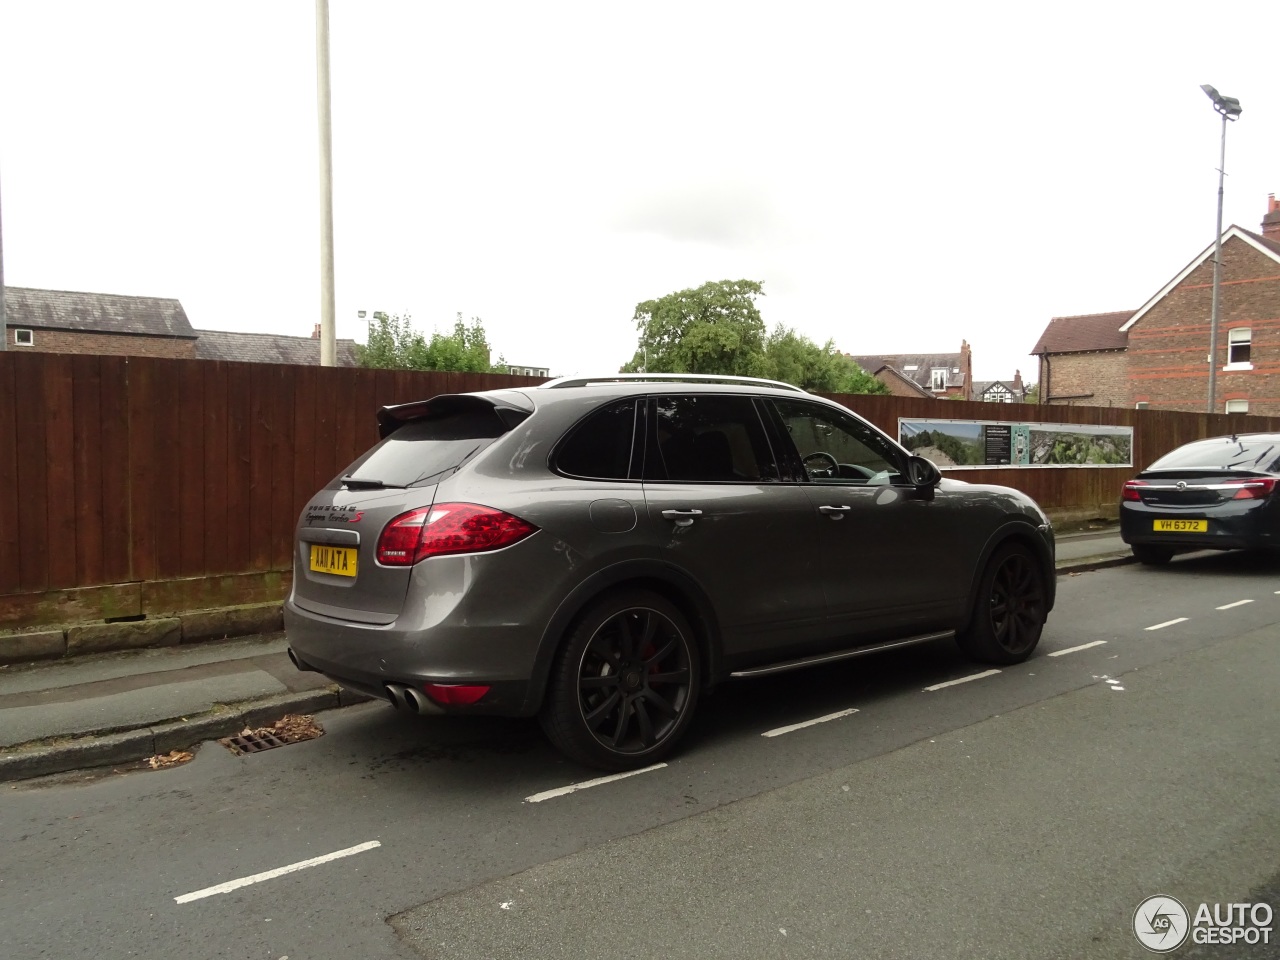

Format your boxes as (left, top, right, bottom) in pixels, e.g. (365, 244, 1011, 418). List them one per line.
(957, 542, 1047, 664)
(540, 590, 700, 771)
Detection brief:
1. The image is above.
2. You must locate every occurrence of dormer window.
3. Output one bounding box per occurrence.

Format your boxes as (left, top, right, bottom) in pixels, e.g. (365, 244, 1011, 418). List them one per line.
(930, 368, 948, 391)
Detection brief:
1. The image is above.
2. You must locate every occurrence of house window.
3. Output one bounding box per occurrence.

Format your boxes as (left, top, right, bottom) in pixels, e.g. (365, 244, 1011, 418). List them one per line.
(1225, 399, 1249, 414)
(986, 385, 1011, 403)
(14, 329, 34, 346)
(1227, 327, 1251, 368)
(930, 368, 948, 391)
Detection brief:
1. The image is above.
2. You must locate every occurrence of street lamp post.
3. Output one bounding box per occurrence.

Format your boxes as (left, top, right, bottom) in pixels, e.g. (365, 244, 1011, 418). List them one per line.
(1202, 84, 1242, 414)
(316, 0, 336, 367)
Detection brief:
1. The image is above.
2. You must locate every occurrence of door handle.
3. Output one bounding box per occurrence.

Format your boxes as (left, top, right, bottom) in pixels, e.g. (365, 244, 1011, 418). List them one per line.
(818, 505, 850, 518)
(661, 508, 703, 527)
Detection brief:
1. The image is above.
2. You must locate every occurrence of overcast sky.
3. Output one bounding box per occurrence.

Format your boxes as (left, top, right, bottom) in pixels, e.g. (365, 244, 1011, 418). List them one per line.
(2, 1, 1276, 382)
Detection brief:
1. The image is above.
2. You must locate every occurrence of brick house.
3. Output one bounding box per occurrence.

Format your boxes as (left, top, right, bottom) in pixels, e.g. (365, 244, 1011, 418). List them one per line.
(1030, 311, 1133, 407)
(849, 340, 974, 400)
(1032, 195, 1280, 414)
(1123, 222, 1280, 415)
(3, 286, 198, 358)
(973, 371, 1027, 403)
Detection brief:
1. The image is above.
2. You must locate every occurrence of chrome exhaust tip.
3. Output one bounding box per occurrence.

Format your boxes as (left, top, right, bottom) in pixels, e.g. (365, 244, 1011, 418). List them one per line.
(404, 687, 443, 715)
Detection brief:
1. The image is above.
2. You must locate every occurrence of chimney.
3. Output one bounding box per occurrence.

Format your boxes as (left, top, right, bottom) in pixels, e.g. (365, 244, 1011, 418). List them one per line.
(1013, 369, 1023, 391)
(311, 323, 321, 339)
(959, 340, 973, 400)
(1263, 194, 1280, 241)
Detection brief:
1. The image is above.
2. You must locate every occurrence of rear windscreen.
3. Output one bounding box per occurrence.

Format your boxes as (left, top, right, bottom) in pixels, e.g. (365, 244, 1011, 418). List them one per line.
(345, 408, 509, 487)
(1148, 437, 1280, 472)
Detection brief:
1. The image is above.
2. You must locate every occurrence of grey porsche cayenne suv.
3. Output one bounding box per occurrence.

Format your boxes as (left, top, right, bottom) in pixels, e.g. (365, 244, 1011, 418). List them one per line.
(285, 374, 1055, 770)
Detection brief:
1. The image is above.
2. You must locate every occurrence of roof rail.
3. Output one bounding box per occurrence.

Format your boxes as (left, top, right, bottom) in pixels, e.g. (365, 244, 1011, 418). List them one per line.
(540, 373, 807, 393)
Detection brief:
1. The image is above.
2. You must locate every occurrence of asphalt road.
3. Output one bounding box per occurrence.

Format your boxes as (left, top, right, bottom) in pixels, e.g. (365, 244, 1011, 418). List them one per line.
(2, 552, 1278, 960)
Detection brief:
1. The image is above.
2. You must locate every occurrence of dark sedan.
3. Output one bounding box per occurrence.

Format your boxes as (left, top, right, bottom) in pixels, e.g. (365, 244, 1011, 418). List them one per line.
(1120, 433, 1280, 564)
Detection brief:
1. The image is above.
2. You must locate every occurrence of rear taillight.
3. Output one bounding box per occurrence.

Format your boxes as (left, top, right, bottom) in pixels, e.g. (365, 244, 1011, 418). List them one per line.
(1224, 477, 1277, 500)
(376, 503, 538, 566)
(424, 683, 490, 706)
(1122, 480, 1148, 502)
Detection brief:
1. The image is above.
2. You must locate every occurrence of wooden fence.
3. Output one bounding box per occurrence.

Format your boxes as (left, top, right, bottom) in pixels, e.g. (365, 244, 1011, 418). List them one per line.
(2, 352, 1276, 608)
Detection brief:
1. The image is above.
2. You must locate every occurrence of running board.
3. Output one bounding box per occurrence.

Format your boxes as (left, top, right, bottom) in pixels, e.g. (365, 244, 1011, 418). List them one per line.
(729, 631, 955, 679)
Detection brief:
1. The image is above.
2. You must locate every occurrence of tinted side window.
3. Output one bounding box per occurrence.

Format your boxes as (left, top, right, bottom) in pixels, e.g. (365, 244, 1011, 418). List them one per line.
(772, 399, 901, 483)
(554, 400, 639, 480)
(649, 395, 777, 482)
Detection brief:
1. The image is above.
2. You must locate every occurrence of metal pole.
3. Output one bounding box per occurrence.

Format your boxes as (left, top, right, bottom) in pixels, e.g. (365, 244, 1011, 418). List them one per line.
(316, 0, 336, 367)
(1206, 111, 1227, 413)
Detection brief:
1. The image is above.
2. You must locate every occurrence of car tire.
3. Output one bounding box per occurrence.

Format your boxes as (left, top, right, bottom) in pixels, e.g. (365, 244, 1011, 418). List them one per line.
(1132, 545, 1174, 565)
(956, 542, 1047, 665)
(539, 589, 701, 771)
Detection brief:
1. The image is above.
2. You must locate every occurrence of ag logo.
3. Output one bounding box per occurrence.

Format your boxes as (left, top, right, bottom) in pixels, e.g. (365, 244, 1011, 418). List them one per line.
(1134, 895, 1190, 953)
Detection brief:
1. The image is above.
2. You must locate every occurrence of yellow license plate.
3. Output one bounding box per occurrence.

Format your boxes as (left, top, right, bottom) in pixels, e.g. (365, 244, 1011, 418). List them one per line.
(309, 544, 358, 577)
(1153, 519, 1207, 533)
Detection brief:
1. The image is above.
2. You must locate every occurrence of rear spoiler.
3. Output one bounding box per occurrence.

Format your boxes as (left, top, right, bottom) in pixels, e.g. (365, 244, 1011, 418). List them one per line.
(375, 392, 534, 440)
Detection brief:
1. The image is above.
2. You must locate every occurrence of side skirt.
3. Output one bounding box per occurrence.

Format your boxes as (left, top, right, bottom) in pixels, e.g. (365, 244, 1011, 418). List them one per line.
(728, 631, 954, 679)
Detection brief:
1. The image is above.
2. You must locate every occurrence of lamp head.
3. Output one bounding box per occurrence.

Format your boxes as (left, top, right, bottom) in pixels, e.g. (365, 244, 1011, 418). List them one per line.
(1202, 84, 1242, 120)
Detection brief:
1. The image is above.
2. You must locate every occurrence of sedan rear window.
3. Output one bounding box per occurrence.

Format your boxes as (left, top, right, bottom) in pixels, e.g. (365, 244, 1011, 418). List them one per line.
(345, 408, 510, 488)
(1148, 437, 1280, 473)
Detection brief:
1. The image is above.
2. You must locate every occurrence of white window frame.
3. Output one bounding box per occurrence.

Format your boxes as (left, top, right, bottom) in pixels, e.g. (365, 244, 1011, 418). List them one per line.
(1225, 327, 1252, 370)
(986, 385, 1011, 403)
(14, 328, 34, 346)
(1225, 399, 1249, 414)
(930, 368, 948, 391)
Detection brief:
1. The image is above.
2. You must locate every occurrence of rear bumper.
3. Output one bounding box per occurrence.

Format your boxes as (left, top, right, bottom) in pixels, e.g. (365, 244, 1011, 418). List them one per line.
(283, 600, 540, 716)
(1119, 499, 1280, 553)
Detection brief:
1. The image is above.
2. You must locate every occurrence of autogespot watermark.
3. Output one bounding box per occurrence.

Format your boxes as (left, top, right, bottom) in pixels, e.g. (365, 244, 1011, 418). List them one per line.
(1133, 895, 1274, 953)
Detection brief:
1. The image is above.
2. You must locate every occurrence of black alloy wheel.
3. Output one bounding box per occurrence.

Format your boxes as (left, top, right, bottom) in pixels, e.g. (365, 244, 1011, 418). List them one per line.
(541, 590, 700, 771)
(957, 542, 1047, 664)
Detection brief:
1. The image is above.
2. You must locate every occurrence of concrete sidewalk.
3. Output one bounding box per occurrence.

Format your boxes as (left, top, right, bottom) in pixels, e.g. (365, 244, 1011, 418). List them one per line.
(0, 526, 1134, 783)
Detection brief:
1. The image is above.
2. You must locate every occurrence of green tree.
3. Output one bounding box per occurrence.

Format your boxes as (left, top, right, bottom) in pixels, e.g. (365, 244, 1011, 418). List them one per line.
(621, 279, 887, 394)
(622, 279, 769, 376)
(1022, 382, 1039, 404)
(358, 312, 506, 373)
(762, 325, 888, 394)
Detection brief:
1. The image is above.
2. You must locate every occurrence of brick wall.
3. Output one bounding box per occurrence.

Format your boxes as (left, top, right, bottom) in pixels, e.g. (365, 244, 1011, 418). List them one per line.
(1128, 237, 1280, 415)
(5, 327, 198, 359)
(1038, 350, 1129, 406)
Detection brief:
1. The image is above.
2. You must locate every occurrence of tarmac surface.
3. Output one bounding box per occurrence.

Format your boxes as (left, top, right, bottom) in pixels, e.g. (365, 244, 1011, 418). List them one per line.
(0, 524, 1134, 782)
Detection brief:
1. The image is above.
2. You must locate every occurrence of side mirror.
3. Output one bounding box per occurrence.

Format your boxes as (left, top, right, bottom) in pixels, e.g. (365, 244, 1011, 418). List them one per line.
(905, 455, 942, 488)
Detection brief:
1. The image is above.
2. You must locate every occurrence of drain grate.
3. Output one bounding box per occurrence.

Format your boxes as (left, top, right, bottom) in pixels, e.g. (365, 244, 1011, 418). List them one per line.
(221, 731, 288, 756)
(218, 714, 325, 757)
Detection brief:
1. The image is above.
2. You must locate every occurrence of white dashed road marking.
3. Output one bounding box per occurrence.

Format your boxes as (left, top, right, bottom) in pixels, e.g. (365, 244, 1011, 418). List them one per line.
(1146, 618, 1188, 631)
(1048, 640, 1108, 657)
(175, 841, 381, 904)
(762, 708, 859, 738)
(1216, 599, 1254, 610)
(524, 763, 667, 803)
(924, 669, 1000, 692)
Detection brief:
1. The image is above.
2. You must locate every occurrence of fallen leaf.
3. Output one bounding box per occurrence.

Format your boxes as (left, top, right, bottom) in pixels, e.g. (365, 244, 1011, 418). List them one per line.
(146, 750, 194, 770)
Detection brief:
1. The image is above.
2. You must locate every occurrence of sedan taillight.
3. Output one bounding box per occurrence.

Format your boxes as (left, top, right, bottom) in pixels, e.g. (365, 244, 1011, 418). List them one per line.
(1121, 480, 1148, 502)
(1223, 477, 1277, 500)
(376, 503, 538, 566)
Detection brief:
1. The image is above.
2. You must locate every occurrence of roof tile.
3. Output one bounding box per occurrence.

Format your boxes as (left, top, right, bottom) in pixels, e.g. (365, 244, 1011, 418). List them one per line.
(1030, 311, 1132, 355)
(4, 286, 195, 338)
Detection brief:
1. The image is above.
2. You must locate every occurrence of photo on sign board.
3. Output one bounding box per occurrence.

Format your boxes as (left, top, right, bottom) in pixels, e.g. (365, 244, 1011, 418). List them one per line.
(899, 419, 1133, 468)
